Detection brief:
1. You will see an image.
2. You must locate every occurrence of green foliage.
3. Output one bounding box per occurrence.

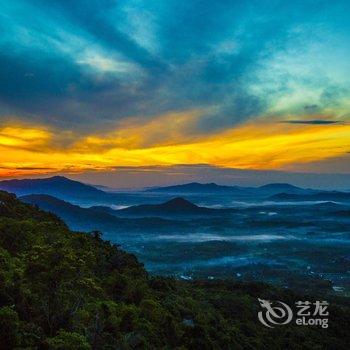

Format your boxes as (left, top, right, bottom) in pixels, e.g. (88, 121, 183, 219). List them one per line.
(0, 306, 20, 349)
(47, 330, 91, 350)
(0, 190, 349, 349)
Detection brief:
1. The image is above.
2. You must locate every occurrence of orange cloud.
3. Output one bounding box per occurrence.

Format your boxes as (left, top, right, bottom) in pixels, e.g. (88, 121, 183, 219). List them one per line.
(73, 110, 203, 151)
(0, 113, 349, 177)
(0, 126, 51, 149)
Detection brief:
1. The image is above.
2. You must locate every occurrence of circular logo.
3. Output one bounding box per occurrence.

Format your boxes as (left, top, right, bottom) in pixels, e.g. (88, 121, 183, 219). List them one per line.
(258, 298, 293, 328)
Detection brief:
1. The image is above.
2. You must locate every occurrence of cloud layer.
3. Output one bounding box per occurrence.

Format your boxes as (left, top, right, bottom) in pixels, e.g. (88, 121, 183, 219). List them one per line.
(1, 117, 349, 177)
(1, 0, 350, 177)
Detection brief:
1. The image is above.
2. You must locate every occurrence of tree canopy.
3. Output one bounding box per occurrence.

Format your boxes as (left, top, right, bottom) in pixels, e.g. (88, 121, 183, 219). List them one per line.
(0, 190, 349, 349)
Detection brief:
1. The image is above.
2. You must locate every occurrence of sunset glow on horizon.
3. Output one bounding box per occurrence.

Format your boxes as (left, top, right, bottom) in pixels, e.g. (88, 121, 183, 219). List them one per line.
(1, 1, 350, 183)
(1, 113, 349, 178)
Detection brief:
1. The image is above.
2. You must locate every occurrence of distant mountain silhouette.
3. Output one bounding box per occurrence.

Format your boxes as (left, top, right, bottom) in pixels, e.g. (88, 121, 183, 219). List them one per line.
(0, 176, 116, 202)
(20, 194, 122, 230)
(158, 197, 198, 210)
(254, 183, 316, 195)
(145, 182, 248, 194)
(20, 194, 180, 232)
(1, 177, 320, 205)
(269, 191, 350, 202)
(114, 197, 235, 217)
(145, 182, 315, 196)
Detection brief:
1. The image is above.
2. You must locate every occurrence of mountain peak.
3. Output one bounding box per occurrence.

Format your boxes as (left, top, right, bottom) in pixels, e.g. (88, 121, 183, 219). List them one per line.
(146, 182, 237, 193)
(117, 196, 205, 216)
(185, 182, 221, 187)
(0, 175, 109, 200)
(259, 183, 300, 189)
(162, 197, 198, 209)
(48, 175, 68, 180)
(46, 175, 71, 182)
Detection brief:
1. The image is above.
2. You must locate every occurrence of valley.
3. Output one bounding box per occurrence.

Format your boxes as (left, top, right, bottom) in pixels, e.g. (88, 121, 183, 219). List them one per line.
(2, 176, 349, 297)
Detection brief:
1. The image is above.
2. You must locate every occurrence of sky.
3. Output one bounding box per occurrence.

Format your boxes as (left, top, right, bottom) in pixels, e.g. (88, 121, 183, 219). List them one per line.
(0, 0, 350, 188)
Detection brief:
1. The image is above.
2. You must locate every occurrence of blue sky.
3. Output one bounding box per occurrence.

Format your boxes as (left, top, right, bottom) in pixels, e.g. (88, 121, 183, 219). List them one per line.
(1, 0, 349, 130)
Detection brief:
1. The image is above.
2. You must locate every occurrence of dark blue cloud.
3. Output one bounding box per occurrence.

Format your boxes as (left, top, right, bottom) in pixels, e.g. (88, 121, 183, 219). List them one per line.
(0, 0, 349, 133)
(283, 120, 338, 125)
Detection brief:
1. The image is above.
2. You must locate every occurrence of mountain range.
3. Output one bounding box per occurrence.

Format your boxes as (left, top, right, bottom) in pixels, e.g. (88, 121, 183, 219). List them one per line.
(91, 197, 236, 218)
(146, 182, 318, 196)
(20, 194, 184, 232)
(19, 191, 350, 238)
(0, 176, 116, 202)
(20, 194, 123, 231)
(3, 176, 350, 208)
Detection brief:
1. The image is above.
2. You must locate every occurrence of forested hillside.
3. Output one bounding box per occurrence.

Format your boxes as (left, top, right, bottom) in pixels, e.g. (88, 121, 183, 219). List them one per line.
(0, 190, 349, 349)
